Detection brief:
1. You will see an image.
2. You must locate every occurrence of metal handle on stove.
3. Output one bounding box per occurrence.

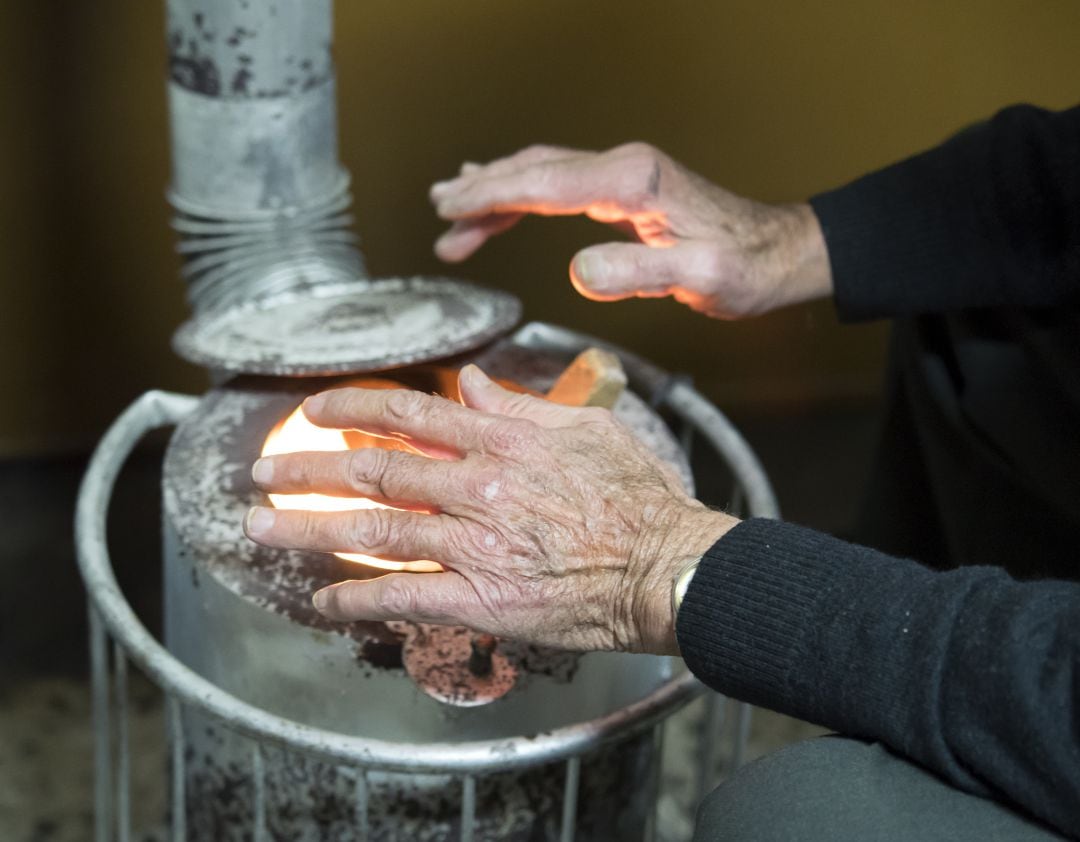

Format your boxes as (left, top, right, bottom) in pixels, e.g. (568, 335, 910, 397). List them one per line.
(75, 390, 199, 842)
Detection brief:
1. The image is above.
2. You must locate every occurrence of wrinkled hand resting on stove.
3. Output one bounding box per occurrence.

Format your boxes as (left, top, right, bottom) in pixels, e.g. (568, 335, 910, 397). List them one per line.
(243, 365, 736, 655)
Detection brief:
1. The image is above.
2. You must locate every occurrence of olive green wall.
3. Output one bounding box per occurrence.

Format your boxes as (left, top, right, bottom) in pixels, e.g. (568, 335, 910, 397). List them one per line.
(1, 1, 1078, 455)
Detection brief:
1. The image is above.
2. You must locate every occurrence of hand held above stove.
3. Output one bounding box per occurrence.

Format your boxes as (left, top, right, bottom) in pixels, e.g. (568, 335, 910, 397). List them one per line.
(430, 142, 832, 321)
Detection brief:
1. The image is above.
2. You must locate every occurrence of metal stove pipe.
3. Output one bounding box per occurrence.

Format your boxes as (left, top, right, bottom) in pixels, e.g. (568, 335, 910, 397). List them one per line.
(166, 0, 364, 313)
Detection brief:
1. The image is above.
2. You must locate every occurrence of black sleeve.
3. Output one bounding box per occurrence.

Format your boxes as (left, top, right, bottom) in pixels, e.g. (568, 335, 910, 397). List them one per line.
(676, 518, 1080, 836)
(809, 104, 1080, 320)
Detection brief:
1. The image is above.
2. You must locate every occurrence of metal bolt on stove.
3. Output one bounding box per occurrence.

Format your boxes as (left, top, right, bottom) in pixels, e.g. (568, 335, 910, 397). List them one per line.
(75, 1, 780, 840)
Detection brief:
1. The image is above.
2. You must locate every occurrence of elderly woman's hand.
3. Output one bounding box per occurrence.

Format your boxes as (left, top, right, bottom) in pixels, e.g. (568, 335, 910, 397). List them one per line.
(430, 143, 832, 319)
(243, 366, 736, 654)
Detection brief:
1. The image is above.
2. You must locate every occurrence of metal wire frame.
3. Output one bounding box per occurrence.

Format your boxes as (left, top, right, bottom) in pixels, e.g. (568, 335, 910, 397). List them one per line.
(76, 327, 780, 841)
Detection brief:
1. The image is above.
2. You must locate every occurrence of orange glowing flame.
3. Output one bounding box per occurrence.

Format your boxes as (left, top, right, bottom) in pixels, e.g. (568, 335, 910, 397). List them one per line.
(260, 379, 442, 573)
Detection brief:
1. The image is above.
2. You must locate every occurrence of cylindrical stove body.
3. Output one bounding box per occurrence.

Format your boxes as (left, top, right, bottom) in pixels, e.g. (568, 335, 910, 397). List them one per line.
(162, 333, 694, 840)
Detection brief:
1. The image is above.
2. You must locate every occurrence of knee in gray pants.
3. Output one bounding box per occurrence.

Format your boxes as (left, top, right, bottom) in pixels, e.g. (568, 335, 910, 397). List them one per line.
(692, 735, 1061, 842)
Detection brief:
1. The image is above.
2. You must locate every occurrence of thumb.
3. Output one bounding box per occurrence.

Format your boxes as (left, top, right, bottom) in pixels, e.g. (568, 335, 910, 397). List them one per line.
(457, 365, 579, 427)
(570, 241, 719, 302)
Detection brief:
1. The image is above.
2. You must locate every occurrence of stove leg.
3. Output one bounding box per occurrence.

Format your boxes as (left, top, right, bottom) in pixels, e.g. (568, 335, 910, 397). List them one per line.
(113, 640, 131, 842)
(697, 693, 728, 804)
(90, 604, 113, 842)
(167, 696, 187, 842)
(644, 724, 665, 842)
(730, 701, 753, 773)
(460, 774, 477, 842)
(252, 743, 268, 842)
(353, 768, 370, 839)
(560, 756, 582, 842)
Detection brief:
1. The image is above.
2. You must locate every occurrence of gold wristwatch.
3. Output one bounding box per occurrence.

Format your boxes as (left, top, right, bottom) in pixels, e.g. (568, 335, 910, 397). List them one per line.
(671, 558, 701, 620)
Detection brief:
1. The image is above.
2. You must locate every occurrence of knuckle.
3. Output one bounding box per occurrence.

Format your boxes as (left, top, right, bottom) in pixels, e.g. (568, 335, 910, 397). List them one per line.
(614, 140, 657, 161)
(522, 143, 555, 159)
(615, 141, 664, 174)
(377, 577, 419, 616)
(298, 455, 322, 487)
(329, 583, 359, 616)
(463, 466, 504, 506)
(696, 242, 732, 284)
(347, 447, 390, 494)
(484, 419, 539, 456)
(459, 522, 509, 560)
(382, 389, 423, 426)
(609, 142, 667, 210)
(350, 508, 393, 549)
(519, 172, 552, 205)
(297, 512, 327, 547)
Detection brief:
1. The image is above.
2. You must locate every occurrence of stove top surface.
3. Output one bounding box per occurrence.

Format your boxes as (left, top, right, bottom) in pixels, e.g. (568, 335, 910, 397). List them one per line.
(172, 276, 522, 377)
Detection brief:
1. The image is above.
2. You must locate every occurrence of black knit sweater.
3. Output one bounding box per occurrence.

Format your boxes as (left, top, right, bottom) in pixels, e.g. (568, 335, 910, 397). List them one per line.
(676, 104, 1080, 836)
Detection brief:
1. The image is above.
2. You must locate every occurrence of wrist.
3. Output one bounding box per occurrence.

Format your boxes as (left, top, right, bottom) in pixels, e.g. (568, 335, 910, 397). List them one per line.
(671, 557, 700, 630)
(626, 506, 738, 655)
(754, 202, 833, 312)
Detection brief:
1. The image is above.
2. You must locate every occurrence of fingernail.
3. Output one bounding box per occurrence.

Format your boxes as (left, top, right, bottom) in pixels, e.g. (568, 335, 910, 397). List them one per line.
(251, 458, 273, 485)
(430, 179, 454, 197)
(303, 393, 326, 417)
(461, 364, 491, 388)
(574, 251, 608, 290)
(434, 232, 456, 257)
(312, 588, 330, 611)
(245, 506, 276, 536)
(437, 199, 464, 218)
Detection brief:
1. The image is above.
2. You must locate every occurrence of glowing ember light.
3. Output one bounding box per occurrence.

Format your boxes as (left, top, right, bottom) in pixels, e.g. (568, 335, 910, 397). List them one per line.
(260, 379, 442, 573)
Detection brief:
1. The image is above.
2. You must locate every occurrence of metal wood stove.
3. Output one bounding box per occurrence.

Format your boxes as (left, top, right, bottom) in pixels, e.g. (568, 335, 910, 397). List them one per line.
(74, 1, 780, 839)
(77, 319, 778, 841)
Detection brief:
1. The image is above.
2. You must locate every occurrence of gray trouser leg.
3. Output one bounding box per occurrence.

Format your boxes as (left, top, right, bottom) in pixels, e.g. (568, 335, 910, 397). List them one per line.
(693, 736, 1064, 842)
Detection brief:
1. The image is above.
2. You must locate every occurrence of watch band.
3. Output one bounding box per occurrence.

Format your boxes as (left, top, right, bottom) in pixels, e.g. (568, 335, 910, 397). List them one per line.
(671, 557, 701, 621)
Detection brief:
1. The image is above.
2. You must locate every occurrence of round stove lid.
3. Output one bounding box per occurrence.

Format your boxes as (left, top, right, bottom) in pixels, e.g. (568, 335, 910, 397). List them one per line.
(172, 277, 522, 376)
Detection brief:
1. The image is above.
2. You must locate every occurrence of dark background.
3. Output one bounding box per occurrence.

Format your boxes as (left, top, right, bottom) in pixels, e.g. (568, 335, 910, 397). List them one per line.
(2, 0, 1078, 457)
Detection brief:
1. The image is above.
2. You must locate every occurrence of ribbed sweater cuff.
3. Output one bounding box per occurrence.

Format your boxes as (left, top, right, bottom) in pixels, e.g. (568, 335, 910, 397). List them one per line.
(675, 518, 834, 708)
(809, 166, 965, 323)
(809, 104, 1080, 320)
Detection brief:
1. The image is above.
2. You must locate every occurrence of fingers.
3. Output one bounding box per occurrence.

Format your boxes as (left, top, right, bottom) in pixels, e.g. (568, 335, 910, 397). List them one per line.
(312, 572, 480, 625)
(434, 212, 525, 262)
(472, 144, 577, 175)
(431, 143, 664, 221)
(432, 144, 578, 203)
(569, 240, 726, 304)
(303, 387, 535, 458)
(252, 447, 462, 509)
(431, 146, 580, 261)
(244, 504, 465, 565)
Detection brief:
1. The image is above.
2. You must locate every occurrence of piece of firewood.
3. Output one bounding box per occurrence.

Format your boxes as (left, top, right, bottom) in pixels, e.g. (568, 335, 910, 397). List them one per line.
(545, 347, 627, 409)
